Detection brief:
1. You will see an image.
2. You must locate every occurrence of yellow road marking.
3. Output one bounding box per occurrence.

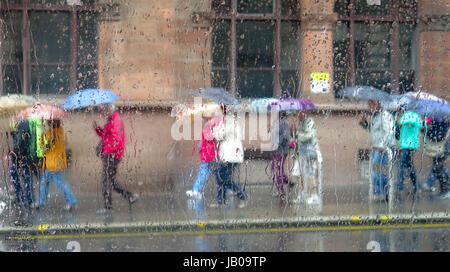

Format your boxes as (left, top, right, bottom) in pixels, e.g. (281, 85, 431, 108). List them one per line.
(9, 223, 450, 241)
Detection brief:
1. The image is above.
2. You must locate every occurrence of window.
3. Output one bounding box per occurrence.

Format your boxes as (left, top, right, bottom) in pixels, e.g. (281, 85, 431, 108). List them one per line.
(0, 0, 98, 95)
(333, 0, 417, 97)
(211, 0, 301, 98)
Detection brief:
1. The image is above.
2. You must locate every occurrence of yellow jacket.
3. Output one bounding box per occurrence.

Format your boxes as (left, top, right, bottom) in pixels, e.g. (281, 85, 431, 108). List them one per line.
(43, 126, 67, 172)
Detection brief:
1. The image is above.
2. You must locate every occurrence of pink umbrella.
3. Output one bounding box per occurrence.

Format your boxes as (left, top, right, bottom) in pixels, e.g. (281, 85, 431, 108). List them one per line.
(404, 91, 447, 104)
(15, 102, 68, 120)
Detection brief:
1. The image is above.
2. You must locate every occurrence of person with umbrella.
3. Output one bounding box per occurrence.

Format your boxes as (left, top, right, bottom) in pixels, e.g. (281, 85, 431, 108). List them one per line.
(359, 100, 396, 202)
(396, 107, 425, 198)
(185, 106, 222, 199)
(94, 103, 139, 213)
(422, 119, 449, 199)
(290, 110, 323, 206)
(11, 103, 68, 210)
(34, 119, 77, 211)
(269, 111, 292, 199)
(62, 89, 139, 213)
(8, 119, 35, 209)
(211, 104, 248, 207)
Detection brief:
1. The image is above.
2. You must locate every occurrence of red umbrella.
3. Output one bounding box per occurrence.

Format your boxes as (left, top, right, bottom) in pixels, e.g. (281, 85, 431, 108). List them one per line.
(15, 102, 68, 120)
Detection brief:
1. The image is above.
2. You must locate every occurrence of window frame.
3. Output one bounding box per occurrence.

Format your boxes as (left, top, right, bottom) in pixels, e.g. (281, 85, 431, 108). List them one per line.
(335, 0, 417, 94)
(0, 0, 99, 95)
(211, 0, 302, 98)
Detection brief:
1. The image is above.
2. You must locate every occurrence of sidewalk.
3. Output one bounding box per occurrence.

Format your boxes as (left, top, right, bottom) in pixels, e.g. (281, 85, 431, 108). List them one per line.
(0, 182, 448, 236)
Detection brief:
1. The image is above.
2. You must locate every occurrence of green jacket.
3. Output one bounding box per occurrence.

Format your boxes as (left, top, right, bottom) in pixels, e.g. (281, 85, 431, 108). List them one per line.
(29, 119, 46, 159)
(398, 111, 424, 150)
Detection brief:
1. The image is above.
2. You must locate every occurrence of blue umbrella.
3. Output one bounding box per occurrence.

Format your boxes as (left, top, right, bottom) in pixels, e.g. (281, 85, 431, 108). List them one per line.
(382, 94, 413, 111)
(407, 100, 450, 124)
(337, 85, 392, 102)
(62, 89, 120, 110)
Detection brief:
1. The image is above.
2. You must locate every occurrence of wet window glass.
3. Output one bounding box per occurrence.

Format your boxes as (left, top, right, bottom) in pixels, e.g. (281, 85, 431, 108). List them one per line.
(355, 0, 392, 16)
(1, 11, 22, 93)
(0, 0, 448, 254)
(281, 0, 298, 16)
(237, 0, 274, 14)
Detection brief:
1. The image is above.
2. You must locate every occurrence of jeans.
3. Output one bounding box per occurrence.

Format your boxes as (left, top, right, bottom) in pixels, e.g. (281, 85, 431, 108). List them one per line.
(102, 154, 133, 209)
(192, 163, 212, 193)
(372, 149, 392, 197)
(397, 149, 420, 192)
(11, 161, 34, 206)
(425, 152, 450, 189)
(38, 170, 77, 206)
(427, 156, 448, 194)
(215, 163, 247, 204)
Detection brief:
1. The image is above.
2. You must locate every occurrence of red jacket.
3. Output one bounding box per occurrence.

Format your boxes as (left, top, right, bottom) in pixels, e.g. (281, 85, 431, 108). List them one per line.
(199, 118, 221, 163)
(96, 112, 126, 160)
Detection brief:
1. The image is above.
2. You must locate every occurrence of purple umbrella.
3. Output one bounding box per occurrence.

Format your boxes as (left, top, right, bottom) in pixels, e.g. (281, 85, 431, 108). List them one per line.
(269, 98, 316, 112)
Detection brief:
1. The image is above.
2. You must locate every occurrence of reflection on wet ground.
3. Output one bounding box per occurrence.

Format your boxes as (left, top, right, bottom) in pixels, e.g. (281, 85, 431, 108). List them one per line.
(0, 227, 448, 252)
(0, 184, 448, 227)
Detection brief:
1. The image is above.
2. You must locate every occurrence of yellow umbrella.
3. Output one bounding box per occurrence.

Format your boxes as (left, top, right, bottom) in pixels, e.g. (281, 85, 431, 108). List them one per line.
(0, 94, 37, 117)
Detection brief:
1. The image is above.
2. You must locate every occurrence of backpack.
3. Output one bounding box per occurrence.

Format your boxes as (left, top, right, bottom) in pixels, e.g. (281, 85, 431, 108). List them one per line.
(13, 120, 32, 162)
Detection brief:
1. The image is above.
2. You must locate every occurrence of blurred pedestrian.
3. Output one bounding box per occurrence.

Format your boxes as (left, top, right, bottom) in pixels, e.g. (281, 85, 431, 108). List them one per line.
(211, 105, 247, 207)
(186, 110, 221, 199)
(291, 111, 323, 205)
(34, 120, 77, 211)
(9, 119, 35, 208)
(422, 118, 449, 199)
(94, 104, 138, 213)
(359, 100, 396, 202)
(269, 111, 291, 198)
(396, 109, 425, 196)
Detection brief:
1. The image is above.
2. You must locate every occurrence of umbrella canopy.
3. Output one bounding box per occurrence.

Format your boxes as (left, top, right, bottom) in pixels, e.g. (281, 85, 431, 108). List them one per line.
(62, 89, 120, 110)
(15, 102, 67, 120)
(407, 100, 450, 124)
(249, 98, 279, 113)
(0, 94, 37, 116)
(403, 91, 447, 104)
(337, 86, 392, 102)
(269, 98, 316, 112)
(382, 94, 413, 111)
(193, 88, 239, 105)
(171, 102, 220, 119)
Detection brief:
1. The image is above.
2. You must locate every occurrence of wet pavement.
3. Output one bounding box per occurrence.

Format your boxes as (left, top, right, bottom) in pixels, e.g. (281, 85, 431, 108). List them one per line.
(0, 182, 448, 232)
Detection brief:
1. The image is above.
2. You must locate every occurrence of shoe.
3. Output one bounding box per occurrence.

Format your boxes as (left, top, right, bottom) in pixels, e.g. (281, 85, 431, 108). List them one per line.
(422, 183, 438, 193)
(238, 200, 247, 209)
(63, 205, 72, 211)
(96, 208, 112, 215)
(292, 196, 303, 204)
(186, 190, 202, 199)
(209, 202, 222, 208)
(31, 203, 40, 209)
(129, 194, 140, 204)
(438, 191, 450, 199)
(306, 194, 320, 205)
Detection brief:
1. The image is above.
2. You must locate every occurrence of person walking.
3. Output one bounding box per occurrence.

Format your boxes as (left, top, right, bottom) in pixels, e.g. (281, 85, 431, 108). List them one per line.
(9, 119, 35, 208)
(270, 111, 291, 198)
(34, 120, 77, 211)
(94, 104, 138, 213)
(186, 110, 221, 199)
(422, 119, 449, 199)
(359, 100, 396, 202)
(211, 105, 247, 207)
(291, 111, 323, 205)
(396, 109, 425, 197)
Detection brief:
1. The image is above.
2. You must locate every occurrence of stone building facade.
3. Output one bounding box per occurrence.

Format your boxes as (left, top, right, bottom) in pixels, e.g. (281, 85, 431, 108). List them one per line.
(0, 0, 448, 194)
